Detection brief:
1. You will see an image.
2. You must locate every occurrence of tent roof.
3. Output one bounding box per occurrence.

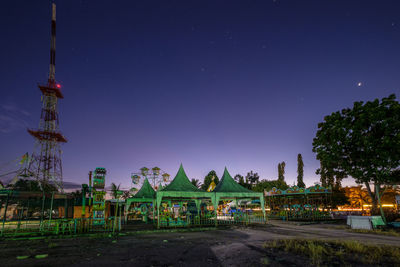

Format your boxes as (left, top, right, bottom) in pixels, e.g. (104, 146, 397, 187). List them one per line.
(161, 164, 203, 192)
(133, 178, 155, 199)
(213, 167, 254, 193)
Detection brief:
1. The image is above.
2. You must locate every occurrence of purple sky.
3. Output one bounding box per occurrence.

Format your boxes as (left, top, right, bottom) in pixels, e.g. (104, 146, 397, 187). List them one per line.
(1, 0, 399, 190)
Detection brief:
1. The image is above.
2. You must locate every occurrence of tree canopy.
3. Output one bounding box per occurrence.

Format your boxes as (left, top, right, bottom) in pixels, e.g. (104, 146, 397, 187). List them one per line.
(246, 171, 260, 186)
(201, 170, 219, 191)
(110, 183, 121, 199)
(297, 154, 305, 188)
(11, 179, 58, 192)
(252, 179, 289, 193)
(312, 94, 400, 218)
(278, 161, 286, 182)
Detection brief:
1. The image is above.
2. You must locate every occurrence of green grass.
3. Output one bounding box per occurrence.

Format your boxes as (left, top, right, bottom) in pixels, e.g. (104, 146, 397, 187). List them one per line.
(264, 239, 400, 266)
(48, 242, 57, 248)
(35, 254, 48, 259)
(348, 228, 400, 237)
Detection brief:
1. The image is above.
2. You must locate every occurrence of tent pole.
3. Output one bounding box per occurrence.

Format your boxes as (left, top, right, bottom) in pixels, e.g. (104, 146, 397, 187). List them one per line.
(260, 196, 266, 223)
(40, 191, 46, 231)
(49, 191, 54, 230)
(157, 201, 160, 229)
(1, 192, 10, 236)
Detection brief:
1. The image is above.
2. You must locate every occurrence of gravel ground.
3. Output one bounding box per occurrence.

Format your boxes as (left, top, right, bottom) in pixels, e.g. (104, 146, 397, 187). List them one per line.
(1, 221, 400, 267)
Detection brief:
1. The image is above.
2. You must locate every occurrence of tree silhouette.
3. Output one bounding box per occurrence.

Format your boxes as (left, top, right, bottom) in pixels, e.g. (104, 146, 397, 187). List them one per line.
(234, 174, 245, 186)
(201, 171, 219, 191)
(313, 94, 400, 221)
(297, 154, 305, 188)
(278, 161, 286, 182)
(246, 171, 260, 186)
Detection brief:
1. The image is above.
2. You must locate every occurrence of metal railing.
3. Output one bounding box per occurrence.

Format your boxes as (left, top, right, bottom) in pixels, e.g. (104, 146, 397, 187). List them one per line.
(158, 213, 266, 228)
(0, 217, 122, 237)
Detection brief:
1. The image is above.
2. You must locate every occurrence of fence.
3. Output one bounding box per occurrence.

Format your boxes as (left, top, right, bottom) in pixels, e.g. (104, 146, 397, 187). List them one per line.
(267, 210, 333, 221)
(0, 217, 121, 237)
(158, 212, 266, 228)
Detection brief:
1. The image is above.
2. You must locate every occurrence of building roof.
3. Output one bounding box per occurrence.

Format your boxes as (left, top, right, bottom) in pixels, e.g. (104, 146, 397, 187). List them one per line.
(213, 167, 254, 193)
(161, 164, 203, 192)
(133, 178, 156, 199)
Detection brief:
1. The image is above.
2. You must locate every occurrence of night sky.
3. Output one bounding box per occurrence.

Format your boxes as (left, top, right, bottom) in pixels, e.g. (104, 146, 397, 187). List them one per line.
(1, 0, 399, 190)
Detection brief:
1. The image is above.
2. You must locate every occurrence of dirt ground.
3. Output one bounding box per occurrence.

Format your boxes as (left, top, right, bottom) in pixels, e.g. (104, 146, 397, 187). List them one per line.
(1, 220, 400, 267)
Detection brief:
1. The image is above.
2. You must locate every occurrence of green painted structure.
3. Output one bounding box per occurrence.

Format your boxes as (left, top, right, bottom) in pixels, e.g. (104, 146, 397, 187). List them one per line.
(265, 185, 332, 221)
(152, 164, 266, 228)
(213, 167, 266, 220)
(92, 167, 107, 226)
(125, 178, 156, 223)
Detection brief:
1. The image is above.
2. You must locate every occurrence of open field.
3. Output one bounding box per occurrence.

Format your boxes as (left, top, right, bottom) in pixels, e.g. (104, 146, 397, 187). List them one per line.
(1, 220, 400, 266)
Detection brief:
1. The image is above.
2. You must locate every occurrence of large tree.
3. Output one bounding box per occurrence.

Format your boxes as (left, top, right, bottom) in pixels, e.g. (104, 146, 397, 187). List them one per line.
(312, 94, 400, 221)
(297, 154, 305, 188)
(278, 161, 286, 182)
(201, 171, 219, 191)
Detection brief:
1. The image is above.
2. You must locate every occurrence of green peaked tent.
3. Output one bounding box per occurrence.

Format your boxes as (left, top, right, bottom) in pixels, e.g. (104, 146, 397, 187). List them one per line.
(156, 164, 214, 227)
(125, 178, 156, 218)
(214, 167, 253, 193)
(212, 167, 266, 222)
(133, 178, 156, 199)
(155, 165, 266, 228)
(161, 164, 203, 192)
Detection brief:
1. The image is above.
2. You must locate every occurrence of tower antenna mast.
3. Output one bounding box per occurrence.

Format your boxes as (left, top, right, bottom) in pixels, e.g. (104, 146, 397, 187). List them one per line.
(27, 2, 67, 191)
(49, 1, 56, 85)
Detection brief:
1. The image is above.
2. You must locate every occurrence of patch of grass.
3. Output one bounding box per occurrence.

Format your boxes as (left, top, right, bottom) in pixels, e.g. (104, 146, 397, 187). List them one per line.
(264, 239, 400, 266)
(35, 254, 48, 259)
(332, 225, 348, 230)
(260, 257, 270, 265)
(349, 228, 400, 237)
(27, 247, 36, 255)
(48, 242, 57, 248)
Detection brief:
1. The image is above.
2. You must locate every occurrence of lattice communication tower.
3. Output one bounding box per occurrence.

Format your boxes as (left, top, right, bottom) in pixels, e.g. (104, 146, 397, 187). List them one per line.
(27, 2, 67, 190)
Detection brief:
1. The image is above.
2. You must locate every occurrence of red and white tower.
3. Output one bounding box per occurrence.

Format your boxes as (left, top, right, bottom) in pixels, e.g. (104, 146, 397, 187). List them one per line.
(28, 2, 66, 190)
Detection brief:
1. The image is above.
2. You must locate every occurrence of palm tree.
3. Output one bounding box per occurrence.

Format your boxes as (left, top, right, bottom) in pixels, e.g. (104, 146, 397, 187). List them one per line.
(121, 190, 131, 200)
(191, 178, 201, 188)
(110, 183, 121, 233)
(110, 183, 121, 199)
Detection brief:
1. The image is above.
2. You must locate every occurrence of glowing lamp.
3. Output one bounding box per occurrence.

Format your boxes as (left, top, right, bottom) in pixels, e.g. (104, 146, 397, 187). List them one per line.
(152, 167, 160, 175)
(162, 173, 170, 182)
(131, 174, 140, 184)
(140, 167, 149, 176)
